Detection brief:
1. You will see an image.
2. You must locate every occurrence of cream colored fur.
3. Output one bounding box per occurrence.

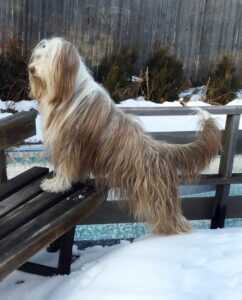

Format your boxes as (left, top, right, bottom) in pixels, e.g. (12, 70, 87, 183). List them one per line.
(29, 37, 222, 234)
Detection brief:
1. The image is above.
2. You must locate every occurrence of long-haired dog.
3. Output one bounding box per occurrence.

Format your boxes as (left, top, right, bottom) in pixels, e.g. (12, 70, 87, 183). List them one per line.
(28, 37, 222, 235)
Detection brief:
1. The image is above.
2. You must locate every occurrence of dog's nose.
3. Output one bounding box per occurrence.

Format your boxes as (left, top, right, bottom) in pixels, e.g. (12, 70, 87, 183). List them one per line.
(28, 66, 35, 74)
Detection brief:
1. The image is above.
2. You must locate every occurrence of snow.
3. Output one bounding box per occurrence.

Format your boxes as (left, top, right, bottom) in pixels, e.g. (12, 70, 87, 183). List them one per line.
(226, 99, 242, 106)
(25, 114, 43, 143)
(179, 86, 206, 101)
(184, 100, 212, 107)
(117, 97, 182, 107)
(0, 99, 38, 112)
(235, 90, 242, 99)
(1, 229, 242, 300)
(0, 112, 12, 120)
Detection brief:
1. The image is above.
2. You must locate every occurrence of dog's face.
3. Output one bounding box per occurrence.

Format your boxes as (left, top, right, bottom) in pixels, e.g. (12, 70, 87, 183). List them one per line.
(28, 39, 49, 80)
(28, 37, 80, 104)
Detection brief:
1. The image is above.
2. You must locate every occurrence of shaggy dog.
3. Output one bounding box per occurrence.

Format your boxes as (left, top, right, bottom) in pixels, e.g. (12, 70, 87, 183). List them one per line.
(28, 37, 222, 234)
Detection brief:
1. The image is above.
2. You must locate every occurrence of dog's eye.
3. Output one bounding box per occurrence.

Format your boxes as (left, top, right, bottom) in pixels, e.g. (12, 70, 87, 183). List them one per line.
(42, 44, 46, 48)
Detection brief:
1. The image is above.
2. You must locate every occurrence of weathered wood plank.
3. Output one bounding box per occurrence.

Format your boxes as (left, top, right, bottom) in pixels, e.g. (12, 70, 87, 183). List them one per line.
(0, 167, 49, 201)
(0, 176, 46, 219)
(2, 0, 242, 80)
(211, 114, 241, 228)
(0, 150, 7, 183)
(0, 111, 37, 150)
(196, 174, 242, 185)
(0, 191, 68, 239)
(0, 189, 107, 280)
(219, 115, 241, 177)
(79, 195, 242, 225)
(226, 197, 242, 218)
(122, 106, 242, 116)
(78, 198, 214, 225)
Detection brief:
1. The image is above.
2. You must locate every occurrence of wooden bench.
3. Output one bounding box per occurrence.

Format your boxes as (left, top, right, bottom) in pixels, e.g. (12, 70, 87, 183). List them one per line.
(0, 112, 107, 280)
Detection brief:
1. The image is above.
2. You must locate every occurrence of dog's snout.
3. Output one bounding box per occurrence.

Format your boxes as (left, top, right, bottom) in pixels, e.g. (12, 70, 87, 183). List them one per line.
(28, 66, 35, 74)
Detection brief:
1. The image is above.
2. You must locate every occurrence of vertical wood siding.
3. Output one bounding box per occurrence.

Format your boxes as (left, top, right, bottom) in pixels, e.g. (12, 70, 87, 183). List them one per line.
(1, 0, 242, 80)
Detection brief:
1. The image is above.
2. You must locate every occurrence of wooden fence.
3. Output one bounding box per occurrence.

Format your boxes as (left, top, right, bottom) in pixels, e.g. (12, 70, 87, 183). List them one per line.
(79, 106, 242, 230)
(1, 106, 242, 233)
(1, 0, 242, 80)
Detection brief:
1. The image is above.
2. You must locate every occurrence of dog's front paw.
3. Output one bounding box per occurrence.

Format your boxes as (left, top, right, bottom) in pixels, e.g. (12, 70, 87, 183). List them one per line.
(40, 177, 72, 193)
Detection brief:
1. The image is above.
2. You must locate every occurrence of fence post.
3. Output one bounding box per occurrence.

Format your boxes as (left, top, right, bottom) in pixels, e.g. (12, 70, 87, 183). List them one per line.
(210, 114, 240, 229)
(0, 150, 7, 183)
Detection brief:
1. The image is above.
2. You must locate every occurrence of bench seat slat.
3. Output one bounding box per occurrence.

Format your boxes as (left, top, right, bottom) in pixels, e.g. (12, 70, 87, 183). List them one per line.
(0, 191, 70, 239)
(0, 176, 47, 219)
(0, 167, 49, 201)
(0, 188, 107, 280)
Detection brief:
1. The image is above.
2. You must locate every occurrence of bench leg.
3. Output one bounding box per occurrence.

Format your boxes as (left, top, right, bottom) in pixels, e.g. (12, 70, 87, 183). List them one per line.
(58, 227, 76, 275)
(47, 237, 61, 252)
(18, 227, 76, 276)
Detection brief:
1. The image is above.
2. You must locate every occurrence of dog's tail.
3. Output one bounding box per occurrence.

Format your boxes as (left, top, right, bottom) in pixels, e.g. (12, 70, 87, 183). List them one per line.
(165, 107, 222, 184)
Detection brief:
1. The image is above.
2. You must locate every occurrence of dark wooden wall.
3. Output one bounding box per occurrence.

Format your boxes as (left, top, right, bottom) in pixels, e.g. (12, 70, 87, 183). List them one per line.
(1, 0, 242, 80)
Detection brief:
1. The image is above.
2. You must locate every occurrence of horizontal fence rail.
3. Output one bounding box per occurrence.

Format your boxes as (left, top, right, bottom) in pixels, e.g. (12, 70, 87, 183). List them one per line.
(0, 111, 37, 183)
(79, 106, 242, 230)
(122, 106, 242, 116)
(1, 107, 242, 233)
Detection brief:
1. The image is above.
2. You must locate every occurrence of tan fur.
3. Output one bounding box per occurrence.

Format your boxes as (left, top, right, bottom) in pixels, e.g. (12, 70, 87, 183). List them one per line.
(29, 38, 222, 235)
(50, 42, 80, 105)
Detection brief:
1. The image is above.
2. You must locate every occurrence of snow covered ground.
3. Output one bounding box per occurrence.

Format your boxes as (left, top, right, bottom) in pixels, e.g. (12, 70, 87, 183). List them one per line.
(1, 90, 242, 299)
(1, 229, 242, 300)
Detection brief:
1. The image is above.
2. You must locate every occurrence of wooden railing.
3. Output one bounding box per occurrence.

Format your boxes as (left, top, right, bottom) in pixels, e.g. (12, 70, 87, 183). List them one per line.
(0, 111, 37, 183)
(1, 106, 242, 229)
(81, 106, 242, 229)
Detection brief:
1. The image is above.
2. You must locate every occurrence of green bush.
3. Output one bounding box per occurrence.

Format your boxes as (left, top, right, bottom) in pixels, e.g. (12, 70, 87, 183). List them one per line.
(94, 47, 138, 103)
(0, 39, 29, 101)
(144, 46, 184, 102)
(206, 55, 240, 105)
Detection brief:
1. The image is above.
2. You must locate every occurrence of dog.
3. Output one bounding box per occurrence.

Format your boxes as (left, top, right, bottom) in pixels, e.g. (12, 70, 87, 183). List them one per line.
(28, 37, 222, 235)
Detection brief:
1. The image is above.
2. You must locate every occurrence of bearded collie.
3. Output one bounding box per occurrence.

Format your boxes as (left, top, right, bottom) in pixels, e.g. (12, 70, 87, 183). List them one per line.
(28, 37, 222, 234)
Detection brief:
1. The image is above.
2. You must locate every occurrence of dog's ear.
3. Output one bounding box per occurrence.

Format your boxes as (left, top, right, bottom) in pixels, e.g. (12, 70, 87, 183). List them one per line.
(51, 41, 79, 104)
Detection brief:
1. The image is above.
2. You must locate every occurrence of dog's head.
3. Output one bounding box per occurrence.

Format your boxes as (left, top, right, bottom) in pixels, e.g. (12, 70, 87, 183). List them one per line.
(28, 37, 80, 104)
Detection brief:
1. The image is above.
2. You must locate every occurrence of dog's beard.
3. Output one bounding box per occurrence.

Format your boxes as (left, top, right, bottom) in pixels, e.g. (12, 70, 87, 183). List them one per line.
(29, 75, 47, 101)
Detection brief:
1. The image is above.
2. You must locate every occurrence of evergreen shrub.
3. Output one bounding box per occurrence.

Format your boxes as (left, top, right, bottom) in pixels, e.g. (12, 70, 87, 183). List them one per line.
(206, 55, 240, 105)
